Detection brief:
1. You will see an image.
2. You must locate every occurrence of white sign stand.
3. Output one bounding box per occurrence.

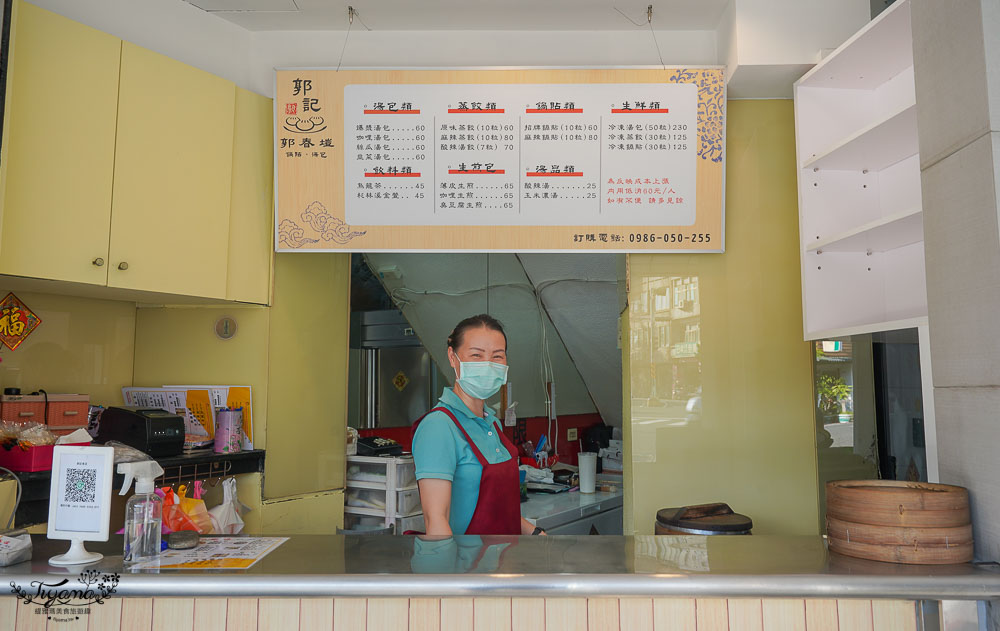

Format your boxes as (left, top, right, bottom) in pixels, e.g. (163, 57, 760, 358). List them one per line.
(46, 445, 114, 566)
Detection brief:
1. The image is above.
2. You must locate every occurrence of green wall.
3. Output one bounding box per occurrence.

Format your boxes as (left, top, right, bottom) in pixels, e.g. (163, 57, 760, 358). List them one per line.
(624, 100, 819, 536)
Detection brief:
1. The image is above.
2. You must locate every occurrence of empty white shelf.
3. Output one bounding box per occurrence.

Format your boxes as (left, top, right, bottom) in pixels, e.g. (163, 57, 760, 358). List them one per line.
(802, 103, 918, 171)
(797, 0, 913, 90)
(806, 207, 923, 253)
(805, 317, 929, 341)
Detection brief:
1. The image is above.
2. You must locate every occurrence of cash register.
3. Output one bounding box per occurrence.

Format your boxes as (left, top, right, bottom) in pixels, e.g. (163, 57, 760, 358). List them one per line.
(96, 406, 185, 457)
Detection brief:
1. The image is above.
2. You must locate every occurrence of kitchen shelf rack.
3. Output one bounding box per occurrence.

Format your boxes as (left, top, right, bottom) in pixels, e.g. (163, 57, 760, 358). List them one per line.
(7, 449, 265, 527)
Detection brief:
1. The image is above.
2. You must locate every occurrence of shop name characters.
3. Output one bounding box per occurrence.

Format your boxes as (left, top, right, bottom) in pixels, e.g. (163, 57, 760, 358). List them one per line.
(10, 568, 120, 608)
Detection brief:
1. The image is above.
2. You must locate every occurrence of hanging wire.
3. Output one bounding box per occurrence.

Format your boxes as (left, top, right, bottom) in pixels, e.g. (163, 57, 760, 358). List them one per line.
(647, 6, 667, 71)
(486, 254, 490, 315)
(613, 4, 666, 70)
(336, 7, 356, 72)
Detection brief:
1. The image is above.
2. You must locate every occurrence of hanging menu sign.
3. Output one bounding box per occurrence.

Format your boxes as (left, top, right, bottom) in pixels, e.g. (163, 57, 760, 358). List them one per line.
(275, 69, 725, 252)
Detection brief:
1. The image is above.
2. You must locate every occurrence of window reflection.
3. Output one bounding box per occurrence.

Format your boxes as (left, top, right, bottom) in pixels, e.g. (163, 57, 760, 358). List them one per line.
(629, 275, 701, 425)
(813, 329, 929, 530)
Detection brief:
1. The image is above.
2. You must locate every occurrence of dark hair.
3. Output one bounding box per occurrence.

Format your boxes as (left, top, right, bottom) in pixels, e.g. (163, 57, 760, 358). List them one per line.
(447, 314, 507, 351)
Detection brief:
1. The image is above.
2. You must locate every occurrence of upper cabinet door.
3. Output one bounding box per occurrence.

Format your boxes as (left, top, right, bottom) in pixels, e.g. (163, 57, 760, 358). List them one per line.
(0, 2, 120, 284)
(227, 88, 274, 305)
(109, 43, 235, 298)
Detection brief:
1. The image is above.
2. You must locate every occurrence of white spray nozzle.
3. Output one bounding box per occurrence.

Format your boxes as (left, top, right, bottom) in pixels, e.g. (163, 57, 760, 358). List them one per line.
(118, 460, 165, 495)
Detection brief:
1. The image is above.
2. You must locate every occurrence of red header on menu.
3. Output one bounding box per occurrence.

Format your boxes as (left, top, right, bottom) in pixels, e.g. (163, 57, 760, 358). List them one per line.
(363, 109, 421, 114)
(447, 109, 505, 114)
(611, 108, 670, 114)
(525, 108, 584, 114)
(365, 172, 422, 177)
(448, 169, 506, 174)
(525, 172, 584, 177)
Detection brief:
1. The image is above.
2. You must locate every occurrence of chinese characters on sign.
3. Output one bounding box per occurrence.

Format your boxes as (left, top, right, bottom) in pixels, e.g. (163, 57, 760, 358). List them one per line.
(341, 83, 697, 227)
(0, 293, 41, 350)
(280, 78, 333, 160)
(274, 69, 725, 251)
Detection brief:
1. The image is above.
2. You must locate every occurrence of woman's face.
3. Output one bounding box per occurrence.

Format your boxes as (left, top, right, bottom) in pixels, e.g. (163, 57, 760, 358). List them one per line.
(448, 326, 507, 376)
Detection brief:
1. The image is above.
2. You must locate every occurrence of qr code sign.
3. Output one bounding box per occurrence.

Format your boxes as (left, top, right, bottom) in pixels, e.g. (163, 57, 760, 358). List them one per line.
(65, 468, 97, 503)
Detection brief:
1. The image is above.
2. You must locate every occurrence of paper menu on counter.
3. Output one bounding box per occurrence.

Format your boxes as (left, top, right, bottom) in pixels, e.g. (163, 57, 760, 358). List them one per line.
(164, 385, 253, 450)
(129, 536, 287, 570)
(121, 387, 215, 439)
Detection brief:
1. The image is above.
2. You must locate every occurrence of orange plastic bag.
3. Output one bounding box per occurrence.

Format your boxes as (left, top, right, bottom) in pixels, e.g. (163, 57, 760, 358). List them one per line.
(162, 487, 199, 533)
(177, 483, 213, 534)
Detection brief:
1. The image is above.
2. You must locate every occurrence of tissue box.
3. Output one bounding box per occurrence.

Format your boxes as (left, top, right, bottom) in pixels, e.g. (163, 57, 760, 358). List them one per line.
(0, 442, 89, 472)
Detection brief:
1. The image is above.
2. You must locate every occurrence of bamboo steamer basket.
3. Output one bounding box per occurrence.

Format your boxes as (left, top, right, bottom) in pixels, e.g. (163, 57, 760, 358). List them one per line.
(827, 536, 973, 565)
(826, 480, 970, 527)
(825, 480, 973, 565)
(827, 516, 972, 547)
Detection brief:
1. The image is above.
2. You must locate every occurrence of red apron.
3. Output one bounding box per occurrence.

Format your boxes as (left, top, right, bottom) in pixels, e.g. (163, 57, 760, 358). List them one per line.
(412, 407, 522, 535)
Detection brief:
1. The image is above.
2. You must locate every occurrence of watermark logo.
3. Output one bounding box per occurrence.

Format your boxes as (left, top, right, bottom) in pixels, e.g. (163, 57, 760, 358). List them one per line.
(10, 569, 119, 621)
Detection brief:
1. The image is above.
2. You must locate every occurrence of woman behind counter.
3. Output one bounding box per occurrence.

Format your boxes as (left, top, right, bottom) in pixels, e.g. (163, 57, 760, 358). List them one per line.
(412, 314, 542, 536)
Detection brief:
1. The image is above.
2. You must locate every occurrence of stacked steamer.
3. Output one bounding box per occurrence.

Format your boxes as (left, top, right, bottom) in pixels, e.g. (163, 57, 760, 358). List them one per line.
(826, 480, 972, 564)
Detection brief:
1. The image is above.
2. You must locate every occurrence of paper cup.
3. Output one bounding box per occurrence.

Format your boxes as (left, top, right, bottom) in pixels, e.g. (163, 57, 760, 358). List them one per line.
(578, 452, 597, 494)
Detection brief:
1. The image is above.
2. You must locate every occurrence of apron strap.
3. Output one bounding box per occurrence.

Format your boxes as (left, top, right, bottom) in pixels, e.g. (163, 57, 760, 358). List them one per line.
(414, 407, 513, 467)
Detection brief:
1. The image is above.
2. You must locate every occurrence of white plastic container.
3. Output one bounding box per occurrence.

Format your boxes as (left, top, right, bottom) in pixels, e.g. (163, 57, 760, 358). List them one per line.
(345, 455, 416, 488)
(344, 511, 425, 534)
(578, 452, 597, 494)
(345, 486, 422, 515)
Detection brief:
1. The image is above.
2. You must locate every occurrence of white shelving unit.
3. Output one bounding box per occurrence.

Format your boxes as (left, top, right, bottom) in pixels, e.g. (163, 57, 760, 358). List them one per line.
(343, 454, 425, 533)
(793, 0, 927, 340)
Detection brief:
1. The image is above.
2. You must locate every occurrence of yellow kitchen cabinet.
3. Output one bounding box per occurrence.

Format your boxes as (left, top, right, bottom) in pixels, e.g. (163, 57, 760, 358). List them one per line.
(0, 1, 121, 285)
(109, 42, 235, 299)
(227, 88, 274, 305)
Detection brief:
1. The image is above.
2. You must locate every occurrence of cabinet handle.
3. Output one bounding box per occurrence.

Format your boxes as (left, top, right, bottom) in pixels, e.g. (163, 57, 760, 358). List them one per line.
(92, 257, 105, 267)
(117, 262, 129, 271)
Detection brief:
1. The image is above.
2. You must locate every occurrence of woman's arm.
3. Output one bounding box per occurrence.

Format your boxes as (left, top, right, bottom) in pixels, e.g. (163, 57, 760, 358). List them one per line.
(520, 516, 545, 535)
(418, 478, 454, 536)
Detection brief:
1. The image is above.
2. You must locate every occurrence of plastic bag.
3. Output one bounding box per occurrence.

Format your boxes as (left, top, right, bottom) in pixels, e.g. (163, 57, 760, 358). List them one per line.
(177, 483, 213, 534)
(104, 441, 153, 464)
(162, 487, 199, 533)
(208, 478, 245, 535)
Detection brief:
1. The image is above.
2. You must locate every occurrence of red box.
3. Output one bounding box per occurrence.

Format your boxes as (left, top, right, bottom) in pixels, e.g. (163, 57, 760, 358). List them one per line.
(0, 395, 45, 423)
(0, 394, 89, 427)
(45, 395, 90, 427)
(0, 442, 90, 472)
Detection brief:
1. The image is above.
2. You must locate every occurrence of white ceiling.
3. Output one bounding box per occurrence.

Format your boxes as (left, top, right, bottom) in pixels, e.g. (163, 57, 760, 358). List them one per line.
(184, 0, 729, 32)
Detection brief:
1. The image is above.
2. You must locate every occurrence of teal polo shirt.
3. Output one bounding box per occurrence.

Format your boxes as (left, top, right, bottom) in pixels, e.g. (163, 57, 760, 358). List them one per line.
(412, 388, 513, 535)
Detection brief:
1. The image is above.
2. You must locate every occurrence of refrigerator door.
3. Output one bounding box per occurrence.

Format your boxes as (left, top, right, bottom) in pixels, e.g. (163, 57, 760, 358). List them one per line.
(377, 347, 434, 428)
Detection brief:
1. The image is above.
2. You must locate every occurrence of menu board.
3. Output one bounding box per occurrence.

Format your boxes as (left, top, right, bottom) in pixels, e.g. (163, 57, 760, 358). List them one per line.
(275, 69, 725, 252)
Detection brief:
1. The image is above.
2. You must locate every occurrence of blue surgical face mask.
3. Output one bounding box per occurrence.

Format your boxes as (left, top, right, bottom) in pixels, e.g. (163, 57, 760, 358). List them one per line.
(455, 361, 508, 400)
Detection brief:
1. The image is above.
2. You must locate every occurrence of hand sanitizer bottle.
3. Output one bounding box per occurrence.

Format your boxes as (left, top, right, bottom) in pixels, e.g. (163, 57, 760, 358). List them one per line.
(118, 460, 165, 566)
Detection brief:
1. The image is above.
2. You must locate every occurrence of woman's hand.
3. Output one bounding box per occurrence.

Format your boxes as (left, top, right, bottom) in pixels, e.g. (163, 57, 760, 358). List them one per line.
(418, 478, 454, 536)
(520, 517, 544, 535)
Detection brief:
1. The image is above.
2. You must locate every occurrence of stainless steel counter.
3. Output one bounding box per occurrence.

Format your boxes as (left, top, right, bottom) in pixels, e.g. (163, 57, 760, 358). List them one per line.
(3, 534, 999, 599)
(520, 488, 623, 533)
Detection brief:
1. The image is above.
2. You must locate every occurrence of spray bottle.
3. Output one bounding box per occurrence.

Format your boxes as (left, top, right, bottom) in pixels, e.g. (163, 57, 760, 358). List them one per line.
(118, 460, 165, 566)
